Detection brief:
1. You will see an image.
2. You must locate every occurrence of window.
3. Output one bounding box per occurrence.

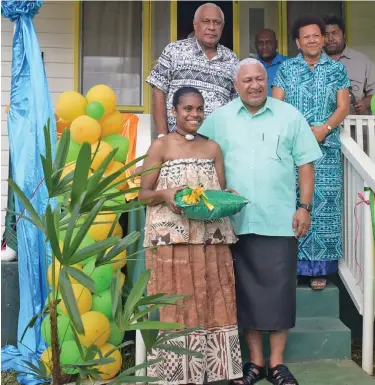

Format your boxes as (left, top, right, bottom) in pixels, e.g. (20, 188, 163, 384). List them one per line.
(81, 1, 144, 108)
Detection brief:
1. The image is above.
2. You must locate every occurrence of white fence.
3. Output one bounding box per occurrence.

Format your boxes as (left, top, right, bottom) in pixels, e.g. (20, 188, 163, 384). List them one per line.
(340, 115, 375, 375)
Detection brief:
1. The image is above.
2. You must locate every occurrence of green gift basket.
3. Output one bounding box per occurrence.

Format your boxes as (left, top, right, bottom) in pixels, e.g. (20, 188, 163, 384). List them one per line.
(174, 187, 249, 220)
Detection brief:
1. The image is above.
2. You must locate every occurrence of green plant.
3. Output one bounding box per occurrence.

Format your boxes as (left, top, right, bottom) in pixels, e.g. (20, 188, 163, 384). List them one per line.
(11, 123, 201, 385)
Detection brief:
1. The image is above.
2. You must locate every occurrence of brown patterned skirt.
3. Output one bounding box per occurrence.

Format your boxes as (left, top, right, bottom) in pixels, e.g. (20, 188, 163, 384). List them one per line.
(146, 244, 242, 384)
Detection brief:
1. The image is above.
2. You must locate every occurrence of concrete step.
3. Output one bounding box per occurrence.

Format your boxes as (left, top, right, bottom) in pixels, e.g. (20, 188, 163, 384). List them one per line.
(240, 317, 351, 363)
(258, 360, 375, 385)
(296, 282, 339, 318)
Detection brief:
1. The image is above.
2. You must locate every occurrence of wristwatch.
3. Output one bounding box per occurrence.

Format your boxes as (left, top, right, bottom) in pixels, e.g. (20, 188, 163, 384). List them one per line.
(299, 203, 312, 213)
(325, 124, 332, 133)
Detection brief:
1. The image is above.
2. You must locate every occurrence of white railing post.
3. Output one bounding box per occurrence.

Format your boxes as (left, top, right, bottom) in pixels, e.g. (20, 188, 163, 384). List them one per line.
(135, 329, 147, 382)
(361, 187, 374, 375)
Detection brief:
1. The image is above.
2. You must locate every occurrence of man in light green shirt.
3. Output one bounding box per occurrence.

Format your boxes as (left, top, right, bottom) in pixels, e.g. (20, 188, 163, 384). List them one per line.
(199, 58, 322, 385)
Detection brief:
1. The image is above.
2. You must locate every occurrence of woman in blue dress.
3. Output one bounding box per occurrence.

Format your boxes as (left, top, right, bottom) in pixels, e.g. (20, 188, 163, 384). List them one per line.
(273, 15, 350, 290)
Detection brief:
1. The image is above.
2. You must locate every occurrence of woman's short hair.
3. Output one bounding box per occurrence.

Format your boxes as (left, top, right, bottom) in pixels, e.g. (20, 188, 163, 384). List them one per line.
(172, 87, 204, 108)
(291, 15, 326, 40)
(322, 14, 346, 34)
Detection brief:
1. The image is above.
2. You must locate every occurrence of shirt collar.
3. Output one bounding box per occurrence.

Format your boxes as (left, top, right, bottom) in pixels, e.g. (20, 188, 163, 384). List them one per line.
(193, 37, 222, 60)
(235, 96, 273, 116)
(296, 50, 330, 65)
(258, 51, 284, 66)
(340, 45, 352, 59)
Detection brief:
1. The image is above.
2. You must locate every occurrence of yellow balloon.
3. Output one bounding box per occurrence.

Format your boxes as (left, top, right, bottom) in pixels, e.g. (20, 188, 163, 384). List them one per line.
(119, 272, 125, 289)
(40, 347, 53, 376)
(86, 85, 116, 116)
(78, 311, 110, 348)
(95, 343, 122, 380)
(107, 248, 127, 272)
(91, 141, 114, 171)
(60, 162, 93, 184)
(103, 161, 127, 190)
(59, 284, 92, 315)
(47, 258, 83, 288)
(99, 110, 123, 138)
(87, 212, 117, 241)
(70, 115, 101, 145)
(113, 223, 123, 238)
(55, 91, 87, 122)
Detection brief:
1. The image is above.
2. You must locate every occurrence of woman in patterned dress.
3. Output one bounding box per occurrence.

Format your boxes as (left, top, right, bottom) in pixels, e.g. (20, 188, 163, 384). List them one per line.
(139, 87, 242, 384)
(272, 15, 350, 290)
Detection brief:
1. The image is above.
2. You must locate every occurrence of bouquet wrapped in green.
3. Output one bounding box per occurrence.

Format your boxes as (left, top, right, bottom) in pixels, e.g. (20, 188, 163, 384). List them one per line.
(175, 187, 249, 220)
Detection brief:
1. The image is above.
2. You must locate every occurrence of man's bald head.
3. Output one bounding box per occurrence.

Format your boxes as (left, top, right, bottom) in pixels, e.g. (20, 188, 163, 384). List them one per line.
(194, 3, 224, 23)
(255, 28, 278, 63)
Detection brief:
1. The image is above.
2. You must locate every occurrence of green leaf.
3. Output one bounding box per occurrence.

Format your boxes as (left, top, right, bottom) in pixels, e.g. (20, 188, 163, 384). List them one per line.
(52, 129, 70, 184)
(70, 143, 91, 207)
(71, 324, 85, 358)
(116, 357, 164, 377)
(109, 375, 159, 385)
(63, 357, 115, 368)
(5, 209, 39, 229)
(126, 321, 184, 331)
(68, 236, 119, 265)
(86, 149, 118, 196)
(122, 270, 151, 326)
(41, 124, 53, 194)
(68, 197, 106, 260)
(104, 341, 134, 357)
(155, 343, 203, 358)
(8, 179, 44, 231)
(41, 155, 52, 194)
(45, 205, 63, 263)
(111, 270, 122, 322)
(136, 294, 186, 307)
(156, 327, 201, 345)
(59, 269, 84, 334)
(61, 200, 82, 263)
(130, 304, 166, 323)
(20, 314, 39, 343)
(97, 231, 139, 266)
(64, 266, 97, 293)
(23, 360, 45, 377)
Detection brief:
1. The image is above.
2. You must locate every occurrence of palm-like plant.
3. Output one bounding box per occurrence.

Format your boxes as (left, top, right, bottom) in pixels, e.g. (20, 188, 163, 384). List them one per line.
(11, 122, 201, 385)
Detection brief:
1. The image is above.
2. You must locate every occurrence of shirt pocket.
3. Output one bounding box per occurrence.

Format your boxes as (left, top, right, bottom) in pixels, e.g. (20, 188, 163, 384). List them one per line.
(260, 134, 282, 161)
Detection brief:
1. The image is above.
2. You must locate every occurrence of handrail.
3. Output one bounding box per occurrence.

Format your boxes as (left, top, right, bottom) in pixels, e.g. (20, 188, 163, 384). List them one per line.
(340, 131, 375, 191)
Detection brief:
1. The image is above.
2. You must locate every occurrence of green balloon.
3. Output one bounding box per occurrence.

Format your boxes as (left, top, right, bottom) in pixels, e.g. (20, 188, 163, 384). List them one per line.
(104, 187, 125, 208)
(371, 94, 375, 114)
(103, 135, 129, 162)
(108, 321, 125, 346)
(66, 139, 82, 164)
(91, 289, 113, 320)
(86, 101, 105, 120)
(83, 260, 113, 293)
(60, 340, 85, 374)
(41, 314, 74, 345)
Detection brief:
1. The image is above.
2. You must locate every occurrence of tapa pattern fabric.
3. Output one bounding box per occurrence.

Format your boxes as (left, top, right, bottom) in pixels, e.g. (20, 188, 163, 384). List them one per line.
(143, 158, 237, 247)
(146, 38, 238, 132)
(274, 52, 350, 269)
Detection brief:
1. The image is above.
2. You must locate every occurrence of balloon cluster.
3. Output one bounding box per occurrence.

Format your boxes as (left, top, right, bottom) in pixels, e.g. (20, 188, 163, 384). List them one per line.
(41, 85, 130, 380)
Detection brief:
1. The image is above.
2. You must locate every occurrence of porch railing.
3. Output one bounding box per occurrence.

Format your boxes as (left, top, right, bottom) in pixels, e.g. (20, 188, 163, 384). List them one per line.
(340, 114, 375, 375)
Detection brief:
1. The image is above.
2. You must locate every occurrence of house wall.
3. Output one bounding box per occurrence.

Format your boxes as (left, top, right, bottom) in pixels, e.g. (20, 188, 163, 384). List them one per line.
(347, 1, 375, 63)
(0, 1, 151, 236)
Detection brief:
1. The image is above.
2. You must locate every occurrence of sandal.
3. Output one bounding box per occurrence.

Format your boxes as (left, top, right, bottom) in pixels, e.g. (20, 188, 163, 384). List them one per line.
(231, 362, 266, 385)
(309, 278, 327, 290)
(267, 364, 299, 385)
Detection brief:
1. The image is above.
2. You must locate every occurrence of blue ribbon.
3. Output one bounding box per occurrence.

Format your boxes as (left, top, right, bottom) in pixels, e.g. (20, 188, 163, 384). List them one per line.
(1, 1, 57, 383)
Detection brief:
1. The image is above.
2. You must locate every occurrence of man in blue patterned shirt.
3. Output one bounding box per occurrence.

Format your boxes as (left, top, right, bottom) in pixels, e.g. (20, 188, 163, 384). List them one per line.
(146, 3, 238, 136)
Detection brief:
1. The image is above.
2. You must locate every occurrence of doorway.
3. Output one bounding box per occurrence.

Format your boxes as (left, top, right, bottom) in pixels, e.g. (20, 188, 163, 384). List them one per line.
(177, 1, 233, 50)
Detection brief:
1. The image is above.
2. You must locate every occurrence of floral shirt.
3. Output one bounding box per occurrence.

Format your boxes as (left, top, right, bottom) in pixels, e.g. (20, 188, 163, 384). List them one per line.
(146, 38, 238, 132)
